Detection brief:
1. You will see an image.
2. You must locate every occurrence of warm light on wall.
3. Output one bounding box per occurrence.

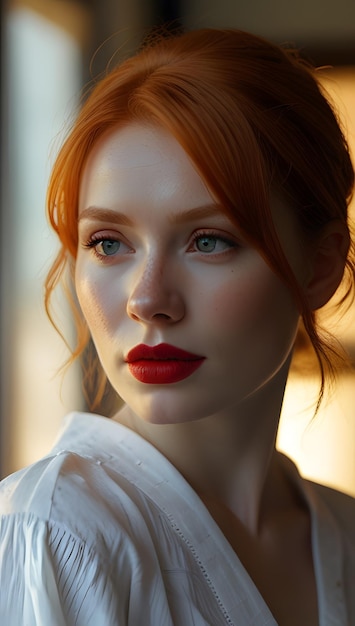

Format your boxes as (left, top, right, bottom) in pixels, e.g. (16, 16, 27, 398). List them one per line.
(5, 6, 84, 474)
(277, 66, 355, 496)
(278, 374, 355, 496)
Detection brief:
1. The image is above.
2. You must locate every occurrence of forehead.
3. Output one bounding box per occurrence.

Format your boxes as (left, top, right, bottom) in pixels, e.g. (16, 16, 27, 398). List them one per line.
(78, 122, 307, 281)
(79, 123, 212, 213)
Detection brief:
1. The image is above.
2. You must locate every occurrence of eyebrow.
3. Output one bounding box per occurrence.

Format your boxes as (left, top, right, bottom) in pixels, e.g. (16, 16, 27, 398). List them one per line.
(78, 207, 134, 226)
(170, 204, 224, 224)
(78, 204, 224, 226)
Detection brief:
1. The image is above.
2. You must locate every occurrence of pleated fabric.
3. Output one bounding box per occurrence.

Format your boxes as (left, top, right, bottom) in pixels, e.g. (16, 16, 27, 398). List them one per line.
(1, 412, 354, 625)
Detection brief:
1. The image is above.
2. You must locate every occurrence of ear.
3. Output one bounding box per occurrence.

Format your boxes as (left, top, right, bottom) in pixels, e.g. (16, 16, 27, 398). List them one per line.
(305, 221, 350, 311)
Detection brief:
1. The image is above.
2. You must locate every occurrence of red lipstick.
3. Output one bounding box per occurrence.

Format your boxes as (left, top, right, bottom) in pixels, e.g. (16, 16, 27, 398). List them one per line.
(125, 343, 205, 384)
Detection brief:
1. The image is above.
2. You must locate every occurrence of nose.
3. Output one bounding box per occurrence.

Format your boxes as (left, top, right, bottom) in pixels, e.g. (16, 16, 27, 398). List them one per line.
(126, 255, 185, 324)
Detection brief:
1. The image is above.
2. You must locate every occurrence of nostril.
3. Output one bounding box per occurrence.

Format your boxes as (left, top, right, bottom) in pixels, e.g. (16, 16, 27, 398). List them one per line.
(153, 313, 172, 320)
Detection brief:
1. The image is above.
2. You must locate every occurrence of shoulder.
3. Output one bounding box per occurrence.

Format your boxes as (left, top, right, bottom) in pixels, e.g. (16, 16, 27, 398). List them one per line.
(0, 412, 133, 515)
(0, 412, 183, 561)
(0, 470, 137, 625)
(0, 451, 72, 519)
(0, 443, 155, 553)
(0, 414, 193, 624)
(306, 479, 355, 546)
(0, 424, 166, 611)
(280, 452, 355, 545)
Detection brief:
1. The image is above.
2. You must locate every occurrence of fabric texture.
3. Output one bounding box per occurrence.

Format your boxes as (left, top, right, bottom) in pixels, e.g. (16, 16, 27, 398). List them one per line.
(0, 412, 354, 625)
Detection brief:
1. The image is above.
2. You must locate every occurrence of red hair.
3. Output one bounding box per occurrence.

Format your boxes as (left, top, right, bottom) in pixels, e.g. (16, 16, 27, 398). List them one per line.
(45, 28, 355, 410)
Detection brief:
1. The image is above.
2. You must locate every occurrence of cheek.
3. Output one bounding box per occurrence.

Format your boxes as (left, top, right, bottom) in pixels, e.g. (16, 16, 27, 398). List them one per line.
(240, 276, 300, 365)
(75, 267, 120, 339)
(196, 268, 277, 323)
(200, 268, 299, 353)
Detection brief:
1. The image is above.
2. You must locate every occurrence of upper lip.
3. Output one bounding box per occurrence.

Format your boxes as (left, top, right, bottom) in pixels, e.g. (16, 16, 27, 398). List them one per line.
(125, 343, 204, 362)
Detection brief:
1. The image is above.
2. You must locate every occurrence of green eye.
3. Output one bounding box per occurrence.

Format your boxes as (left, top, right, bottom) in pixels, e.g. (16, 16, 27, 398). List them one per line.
(194, 234, 236, 254)
(85, 236, 127, 258)
(196, 236, 218, 253)
(100, 240, 121, 255)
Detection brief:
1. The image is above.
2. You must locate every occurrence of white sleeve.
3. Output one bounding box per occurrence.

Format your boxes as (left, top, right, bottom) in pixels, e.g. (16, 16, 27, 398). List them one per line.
(0, 512, 125, 626)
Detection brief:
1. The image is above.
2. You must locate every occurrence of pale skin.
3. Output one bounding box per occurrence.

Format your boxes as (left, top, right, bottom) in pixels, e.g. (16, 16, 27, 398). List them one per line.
(75, 122, 348, 625)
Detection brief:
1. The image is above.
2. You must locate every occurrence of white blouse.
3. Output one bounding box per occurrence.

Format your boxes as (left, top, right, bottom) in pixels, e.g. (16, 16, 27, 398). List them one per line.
(0, 412, 354, 625)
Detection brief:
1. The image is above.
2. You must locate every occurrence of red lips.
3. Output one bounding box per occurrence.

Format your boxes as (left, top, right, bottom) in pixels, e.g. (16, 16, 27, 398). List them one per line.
(125, 343, 205, 384)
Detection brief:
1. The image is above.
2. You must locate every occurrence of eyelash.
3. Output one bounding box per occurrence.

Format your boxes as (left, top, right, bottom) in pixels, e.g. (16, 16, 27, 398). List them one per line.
(82, 229, 238, 260)
(83, 234, 129, 260)
(190, 230, 238, 254)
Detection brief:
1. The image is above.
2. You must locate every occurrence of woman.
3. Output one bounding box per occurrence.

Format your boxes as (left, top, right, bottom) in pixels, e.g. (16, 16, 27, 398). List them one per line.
(1, 28, 355, 625)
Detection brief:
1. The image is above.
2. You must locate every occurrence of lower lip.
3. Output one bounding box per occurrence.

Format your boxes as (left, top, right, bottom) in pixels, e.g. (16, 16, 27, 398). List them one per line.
(127, 359, 205, 384)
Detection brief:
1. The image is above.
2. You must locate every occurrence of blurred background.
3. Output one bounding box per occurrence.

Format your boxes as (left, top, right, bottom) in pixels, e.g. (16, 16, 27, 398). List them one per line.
(1, 0, 355, 494)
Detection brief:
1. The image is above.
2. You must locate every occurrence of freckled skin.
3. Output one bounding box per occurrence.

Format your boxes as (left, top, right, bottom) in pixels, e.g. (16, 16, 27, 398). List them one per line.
(75, 124, 322, 626)
(75, 123, 303, 426)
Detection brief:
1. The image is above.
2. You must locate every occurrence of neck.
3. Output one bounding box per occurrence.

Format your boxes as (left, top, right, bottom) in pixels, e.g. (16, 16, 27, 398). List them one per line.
(115, 362, 290, 534)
